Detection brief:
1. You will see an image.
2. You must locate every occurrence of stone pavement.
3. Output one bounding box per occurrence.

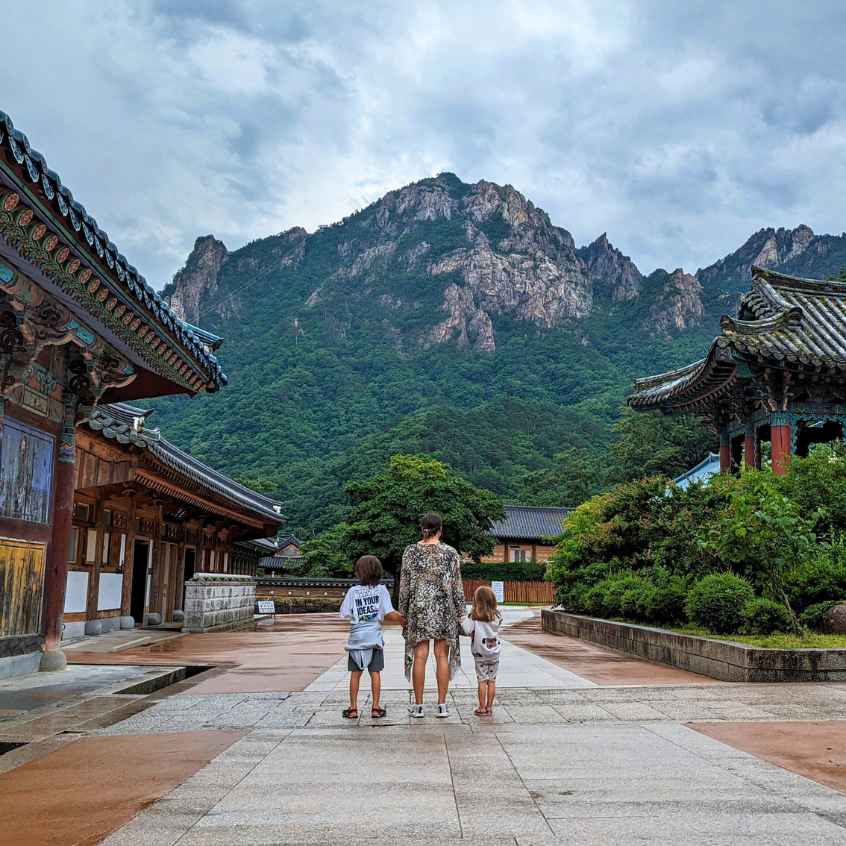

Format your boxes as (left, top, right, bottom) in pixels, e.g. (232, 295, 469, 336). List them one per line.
(3, 610, 846, 845)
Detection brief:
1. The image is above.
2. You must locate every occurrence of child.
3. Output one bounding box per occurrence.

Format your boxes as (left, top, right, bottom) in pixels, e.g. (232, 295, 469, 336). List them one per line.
(340, 555, 404, 720)
(461, 585, 502, 716)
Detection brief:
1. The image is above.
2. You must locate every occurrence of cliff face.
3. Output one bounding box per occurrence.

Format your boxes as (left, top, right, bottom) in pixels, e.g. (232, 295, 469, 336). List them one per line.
(163, 174, 845, 355)
(168, 235, 228, 324)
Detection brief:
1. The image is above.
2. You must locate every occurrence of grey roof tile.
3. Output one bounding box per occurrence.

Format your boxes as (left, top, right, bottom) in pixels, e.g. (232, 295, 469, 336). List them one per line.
(488, 505, 570, 541)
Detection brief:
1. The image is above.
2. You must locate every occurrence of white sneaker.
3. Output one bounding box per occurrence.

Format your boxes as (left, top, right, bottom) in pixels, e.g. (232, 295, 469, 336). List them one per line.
(435, 703, 450, 718)
(408, 704, 425, 718)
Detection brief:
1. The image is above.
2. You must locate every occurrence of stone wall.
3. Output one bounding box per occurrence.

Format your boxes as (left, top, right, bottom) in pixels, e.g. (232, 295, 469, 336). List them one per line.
(183, 574, 256, 633)
(542, 609, 846, 682)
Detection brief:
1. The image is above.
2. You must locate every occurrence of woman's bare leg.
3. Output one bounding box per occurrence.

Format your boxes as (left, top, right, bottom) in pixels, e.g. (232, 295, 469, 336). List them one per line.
(433, 639, 450, 704)
(412, 640, 430, 705)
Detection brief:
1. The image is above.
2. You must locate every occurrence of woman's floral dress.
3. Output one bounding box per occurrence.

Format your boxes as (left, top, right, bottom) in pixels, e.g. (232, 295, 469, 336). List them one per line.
(398, 541, 465, 680)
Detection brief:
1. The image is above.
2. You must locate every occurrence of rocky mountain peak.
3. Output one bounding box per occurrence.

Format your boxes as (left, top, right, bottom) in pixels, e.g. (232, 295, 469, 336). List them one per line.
(648, 269, 704, 339)
(577, 233, 643, 302)
(168, 235, 228, 324)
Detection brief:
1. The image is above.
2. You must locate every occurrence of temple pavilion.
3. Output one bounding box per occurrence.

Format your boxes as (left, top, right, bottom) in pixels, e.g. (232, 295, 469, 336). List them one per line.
(0, 109, 281, 676)
(629, 266, 846, 475)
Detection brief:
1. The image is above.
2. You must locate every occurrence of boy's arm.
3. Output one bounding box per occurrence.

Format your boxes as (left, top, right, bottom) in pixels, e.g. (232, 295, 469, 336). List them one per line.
(339, 587, 354, 620)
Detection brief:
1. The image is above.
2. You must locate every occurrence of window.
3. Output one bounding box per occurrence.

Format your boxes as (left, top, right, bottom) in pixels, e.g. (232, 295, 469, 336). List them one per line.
(118, 534, 126, 568)
(223, 552, 230, 573)
(509, 547, 527, 563)
(67, 527, 79, 564)
(101, 531, 111, 565)
(85, 529, 97, 564)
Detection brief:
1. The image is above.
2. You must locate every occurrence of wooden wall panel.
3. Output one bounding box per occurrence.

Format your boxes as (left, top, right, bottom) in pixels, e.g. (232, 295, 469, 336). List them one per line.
(0, 539, 46, 637)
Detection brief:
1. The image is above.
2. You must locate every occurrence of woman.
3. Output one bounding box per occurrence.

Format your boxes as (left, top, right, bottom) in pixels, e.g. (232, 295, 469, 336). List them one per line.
(398, 512, 465, 718)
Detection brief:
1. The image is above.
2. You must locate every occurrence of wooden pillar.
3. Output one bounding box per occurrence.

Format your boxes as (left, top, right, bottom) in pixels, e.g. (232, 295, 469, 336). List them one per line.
(771, 413, 792, 476)
(41, 391, 79, 671)
(744, 422, 758, 469)
(719, 427, 731, 474)
(121, 494, 137, 617)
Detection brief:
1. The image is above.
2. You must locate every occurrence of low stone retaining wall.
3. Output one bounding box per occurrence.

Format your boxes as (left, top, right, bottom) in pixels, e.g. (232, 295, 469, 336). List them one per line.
(184, 574, 256, 633)
(542, 609, 846, 682)
(256, 577, 395, 614)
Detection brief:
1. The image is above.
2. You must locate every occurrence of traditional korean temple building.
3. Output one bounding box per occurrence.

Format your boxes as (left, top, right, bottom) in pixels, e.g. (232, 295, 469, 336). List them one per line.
(0, 109, 277, 676)
(67, 404, 282, 638)
(481, 505, 570, 564)
(629, 266, 846, 474)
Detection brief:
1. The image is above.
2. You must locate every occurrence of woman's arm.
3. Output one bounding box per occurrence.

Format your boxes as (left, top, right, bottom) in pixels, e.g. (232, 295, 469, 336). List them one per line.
(451, 551, 465, 619)
(398, 548, 411, 618)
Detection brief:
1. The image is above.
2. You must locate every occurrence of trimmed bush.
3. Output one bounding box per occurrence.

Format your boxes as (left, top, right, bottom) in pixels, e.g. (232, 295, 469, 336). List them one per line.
(784, 539, 846, 612)
(461, 561, 546, 582)
(648, 569, 689, 625)
(686, 573, 755, 634)
(597, 572, 651, 618)
(799, 600, 841, 631)
(742, 598, 794, 635)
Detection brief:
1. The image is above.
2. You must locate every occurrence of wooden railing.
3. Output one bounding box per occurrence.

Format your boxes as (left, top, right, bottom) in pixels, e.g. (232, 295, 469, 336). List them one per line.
(463, 578, 554, 605)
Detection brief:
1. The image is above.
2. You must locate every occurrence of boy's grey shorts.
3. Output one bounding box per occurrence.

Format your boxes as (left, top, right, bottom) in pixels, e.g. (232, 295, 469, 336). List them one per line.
(347, 648, 385, 673)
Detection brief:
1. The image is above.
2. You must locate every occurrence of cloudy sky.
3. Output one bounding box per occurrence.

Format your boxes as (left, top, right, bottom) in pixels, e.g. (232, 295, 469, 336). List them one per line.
(4, 1, 846, 287)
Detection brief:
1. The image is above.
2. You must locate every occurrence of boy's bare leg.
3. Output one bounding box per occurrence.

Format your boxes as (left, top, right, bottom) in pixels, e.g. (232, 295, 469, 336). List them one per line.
(487, 680, 496, 712)
(370, 670, 382, 710)
(349, 671, 362, 711)
(412, 640, 430, 705)
(433, 638, 450, 704)
(477, 682, 486, 712)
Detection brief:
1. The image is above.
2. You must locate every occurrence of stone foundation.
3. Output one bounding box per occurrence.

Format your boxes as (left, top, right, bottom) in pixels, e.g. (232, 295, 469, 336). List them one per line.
(183, 574, 257, 633)
(542, 609, 846, 682)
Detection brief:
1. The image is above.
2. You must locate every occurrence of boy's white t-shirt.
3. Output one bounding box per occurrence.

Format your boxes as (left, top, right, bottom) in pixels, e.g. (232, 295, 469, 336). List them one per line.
(340, 584, 394, 624)
(461, 616, 502, 658)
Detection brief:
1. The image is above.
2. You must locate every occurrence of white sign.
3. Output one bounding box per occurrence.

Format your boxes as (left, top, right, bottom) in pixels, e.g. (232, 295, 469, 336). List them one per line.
(257, 600, 276, 615)
(491, 580, 505, 603)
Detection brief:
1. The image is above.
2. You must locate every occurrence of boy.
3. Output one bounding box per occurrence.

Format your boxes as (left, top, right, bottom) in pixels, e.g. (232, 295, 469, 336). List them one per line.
(340, 555, 403, 719)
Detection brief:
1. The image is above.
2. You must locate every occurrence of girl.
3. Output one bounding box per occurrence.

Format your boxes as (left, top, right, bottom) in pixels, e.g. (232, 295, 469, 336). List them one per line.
(461, 585, 502, 716)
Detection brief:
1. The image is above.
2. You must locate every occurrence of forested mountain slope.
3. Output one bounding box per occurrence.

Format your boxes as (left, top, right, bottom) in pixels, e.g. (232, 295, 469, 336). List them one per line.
(149, 173, 846, 536)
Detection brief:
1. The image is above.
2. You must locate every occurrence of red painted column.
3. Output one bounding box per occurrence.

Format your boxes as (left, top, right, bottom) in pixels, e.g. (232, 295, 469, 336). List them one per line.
(719, 428, 731, 474)
(40, 391, 78, 671)
(770, 414, 792, 477)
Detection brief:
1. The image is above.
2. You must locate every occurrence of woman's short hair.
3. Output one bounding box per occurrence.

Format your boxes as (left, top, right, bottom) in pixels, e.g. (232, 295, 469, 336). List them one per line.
(355, 555, 383, 586)
(420, 512, 443, 539)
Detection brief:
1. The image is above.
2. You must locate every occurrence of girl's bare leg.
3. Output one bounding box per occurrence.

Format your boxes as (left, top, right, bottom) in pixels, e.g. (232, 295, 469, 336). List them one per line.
(412, 640, 430, 705)
(433, 639, 450, 704)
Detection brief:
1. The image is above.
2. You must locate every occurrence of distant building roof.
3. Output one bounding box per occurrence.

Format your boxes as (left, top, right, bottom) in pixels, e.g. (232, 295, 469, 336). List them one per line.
(674, 453, 721, 490)
(259, 555, 303, 571)
(488, 505, 570, 542)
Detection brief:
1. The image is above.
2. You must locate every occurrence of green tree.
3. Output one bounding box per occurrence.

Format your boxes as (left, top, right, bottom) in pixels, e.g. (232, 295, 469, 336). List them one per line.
(301, 523, 355, 577)
(610, 408, 715, 483)
(514, 448, 607, 507)
(339, 454, 504, 577)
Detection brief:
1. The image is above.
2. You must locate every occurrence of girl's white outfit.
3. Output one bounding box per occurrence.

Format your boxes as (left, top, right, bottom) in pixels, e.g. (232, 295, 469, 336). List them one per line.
(461, 615, 502, 681)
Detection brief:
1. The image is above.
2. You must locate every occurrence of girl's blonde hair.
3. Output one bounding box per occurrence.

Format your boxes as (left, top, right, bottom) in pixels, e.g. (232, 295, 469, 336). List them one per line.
(470, 585, 499, 622)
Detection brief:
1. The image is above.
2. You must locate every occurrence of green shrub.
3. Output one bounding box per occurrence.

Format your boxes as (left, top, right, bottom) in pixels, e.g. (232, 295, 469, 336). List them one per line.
(799, 600, 841, 631)
(648, 569, 690, 625)
(686, 573, 755, 634)
(784, 537, 846, 612)
(460, 561, 546, 582)
(598, 571, 652, 618)
(742, 598, 794, 635)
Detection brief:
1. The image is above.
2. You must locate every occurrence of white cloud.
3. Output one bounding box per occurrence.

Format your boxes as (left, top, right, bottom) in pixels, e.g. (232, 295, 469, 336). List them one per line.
(3, 0, 846, 286)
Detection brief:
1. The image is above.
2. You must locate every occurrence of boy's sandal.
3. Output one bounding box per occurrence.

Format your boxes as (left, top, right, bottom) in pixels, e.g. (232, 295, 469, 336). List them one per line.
(342, 708, 358, 719)
(473, 707, 488, 716)
(371, 706, 387, 719)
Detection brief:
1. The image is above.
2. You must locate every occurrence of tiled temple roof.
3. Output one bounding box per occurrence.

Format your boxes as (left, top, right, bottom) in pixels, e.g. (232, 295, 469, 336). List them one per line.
(488, 505, 570, 541)
(629, 266, 846, 411)
(0, 109, 226, 394)
(86, 403, 283, 524)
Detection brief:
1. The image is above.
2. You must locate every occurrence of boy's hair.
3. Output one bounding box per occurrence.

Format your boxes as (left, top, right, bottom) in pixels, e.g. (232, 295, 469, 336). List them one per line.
(420, 512, 443, 539)
(470, 585, 499, 622)
(355, 555, 383, 586)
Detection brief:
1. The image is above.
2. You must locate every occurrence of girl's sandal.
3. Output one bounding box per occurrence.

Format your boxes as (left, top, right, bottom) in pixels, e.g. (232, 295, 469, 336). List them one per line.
(342, 708, 358, 719)
(371, 706, 387, 719)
